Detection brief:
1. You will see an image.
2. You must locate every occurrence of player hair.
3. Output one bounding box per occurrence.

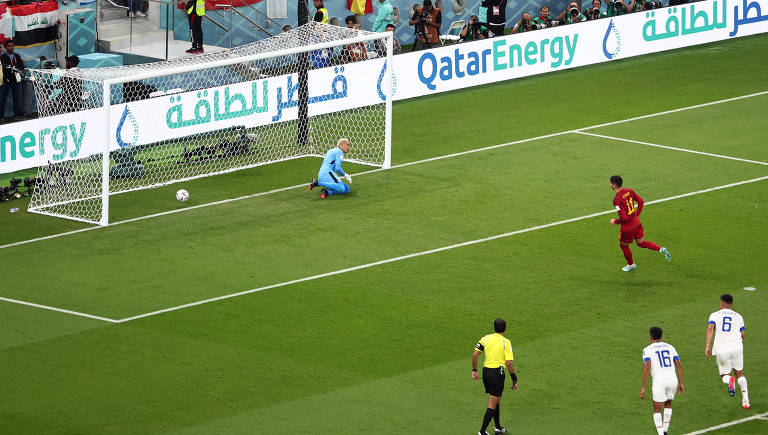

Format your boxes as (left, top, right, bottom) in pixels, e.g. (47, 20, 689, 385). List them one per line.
(720, 293, 733, 305)
(494, 318, 507, 333)
(337, 137, 350, 147)
(649, 326, 663, 340)
(610, 175, 623, 187)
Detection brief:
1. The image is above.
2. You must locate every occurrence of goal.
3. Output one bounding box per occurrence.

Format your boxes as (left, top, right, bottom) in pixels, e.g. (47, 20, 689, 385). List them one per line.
(28, 22, 393, 226)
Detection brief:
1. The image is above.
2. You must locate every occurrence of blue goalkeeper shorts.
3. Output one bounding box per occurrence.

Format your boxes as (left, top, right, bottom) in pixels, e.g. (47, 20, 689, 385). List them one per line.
(318, 172, 350, 196)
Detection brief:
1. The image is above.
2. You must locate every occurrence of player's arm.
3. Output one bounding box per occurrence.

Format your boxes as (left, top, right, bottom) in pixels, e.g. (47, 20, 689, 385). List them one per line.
(472, 350, 481, 380)
(705, 322, 715, 358)
(640, 360, 651, 399)
(611, 202, 629, 225)
(634, 191, 644, 217)
(506, 360, 518, 389)
(674, 358, 684, 393)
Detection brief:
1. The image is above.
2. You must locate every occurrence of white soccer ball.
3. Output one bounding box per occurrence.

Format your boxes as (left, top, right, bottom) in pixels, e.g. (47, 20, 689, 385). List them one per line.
(176, 189, 189, 202)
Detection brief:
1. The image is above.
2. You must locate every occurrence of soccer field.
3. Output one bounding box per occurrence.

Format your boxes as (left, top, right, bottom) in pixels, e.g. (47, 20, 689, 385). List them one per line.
(1, 34, 767, 434)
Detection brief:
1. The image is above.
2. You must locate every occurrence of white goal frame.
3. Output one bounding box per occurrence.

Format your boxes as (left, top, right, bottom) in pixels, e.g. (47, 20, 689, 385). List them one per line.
(29, 27, 393, 226)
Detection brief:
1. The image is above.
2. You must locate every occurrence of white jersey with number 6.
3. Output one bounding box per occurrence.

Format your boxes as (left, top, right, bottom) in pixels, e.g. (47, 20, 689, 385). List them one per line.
(642, 341, 680, 380)
(708, 309, 744, 355)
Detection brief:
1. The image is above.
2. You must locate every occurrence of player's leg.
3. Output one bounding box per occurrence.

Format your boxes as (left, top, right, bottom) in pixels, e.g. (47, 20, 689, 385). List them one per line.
(480, 368, 504, 435)
(318, 173, 351, 196)
(635, 227, 671, 262)
(480, 395, 500, 435)
(734, 357, 749, 408)
(492, 399, 506, 434)
(662, 401, 673, 434)
(619, 240, 637, 271)
(652, 401, 665, 435)
(716, 352, 736, 396)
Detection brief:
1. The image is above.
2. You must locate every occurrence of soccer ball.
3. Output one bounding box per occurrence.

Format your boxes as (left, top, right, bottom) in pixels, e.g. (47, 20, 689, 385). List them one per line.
(176, 189, 189, 202)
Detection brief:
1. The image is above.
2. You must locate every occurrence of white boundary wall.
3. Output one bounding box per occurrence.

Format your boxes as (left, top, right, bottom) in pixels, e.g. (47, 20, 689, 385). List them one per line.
(2, 0, 767, 174)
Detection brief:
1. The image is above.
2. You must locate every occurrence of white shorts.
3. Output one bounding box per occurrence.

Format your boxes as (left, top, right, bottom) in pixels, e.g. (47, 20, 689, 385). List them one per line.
(715, 348, 744, 374)
(652, 378, 678, 402)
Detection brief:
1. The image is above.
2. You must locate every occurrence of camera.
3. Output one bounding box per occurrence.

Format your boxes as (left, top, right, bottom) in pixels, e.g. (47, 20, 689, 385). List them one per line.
(591, 7, 601, 18)
(569, 6, 579, 16)
(644, 0, 662, 9)
(613, 0, 623, 10)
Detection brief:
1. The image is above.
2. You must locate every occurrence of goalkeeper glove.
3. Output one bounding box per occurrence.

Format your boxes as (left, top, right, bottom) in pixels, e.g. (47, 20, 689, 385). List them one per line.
(343, 173, 352, 183)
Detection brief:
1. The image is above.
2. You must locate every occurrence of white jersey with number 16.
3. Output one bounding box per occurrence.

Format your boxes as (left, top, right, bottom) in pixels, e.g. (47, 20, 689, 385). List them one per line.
(642, 341, 680, 380)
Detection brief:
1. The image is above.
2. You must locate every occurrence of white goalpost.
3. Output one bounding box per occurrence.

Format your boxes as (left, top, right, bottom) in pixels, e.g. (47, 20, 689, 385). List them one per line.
(27, 22, 393, 226)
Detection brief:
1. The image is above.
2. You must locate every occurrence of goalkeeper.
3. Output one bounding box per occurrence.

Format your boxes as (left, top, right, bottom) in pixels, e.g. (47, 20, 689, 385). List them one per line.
(309, 138, 353, 199)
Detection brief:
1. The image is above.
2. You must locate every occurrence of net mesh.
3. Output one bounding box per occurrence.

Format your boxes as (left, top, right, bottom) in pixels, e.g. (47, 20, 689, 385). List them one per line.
(28, 22, 390, 225)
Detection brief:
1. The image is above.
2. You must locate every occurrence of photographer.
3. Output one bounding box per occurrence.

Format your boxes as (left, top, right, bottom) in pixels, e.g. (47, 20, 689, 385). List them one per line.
(604, 0, 629, 16)
(512, 13, 534, 33)
(584, 0, 607, 20)
(460, 15, 490, 41)
(0, 40, 26, 122)
(557, 1, 586, 24)
(627, 0, 644, 12)
(532, 5, 558, 29)
(409, 0, 442, 51)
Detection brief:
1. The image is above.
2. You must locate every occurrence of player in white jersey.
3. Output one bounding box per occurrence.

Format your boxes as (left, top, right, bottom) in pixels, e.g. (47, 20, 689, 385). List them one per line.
(641, 327, 684, 435)
(705, 293, 749, 409)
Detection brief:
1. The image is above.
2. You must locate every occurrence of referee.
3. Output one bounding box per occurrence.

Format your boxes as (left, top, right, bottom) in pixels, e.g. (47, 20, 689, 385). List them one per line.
(472, 318, 518, 435)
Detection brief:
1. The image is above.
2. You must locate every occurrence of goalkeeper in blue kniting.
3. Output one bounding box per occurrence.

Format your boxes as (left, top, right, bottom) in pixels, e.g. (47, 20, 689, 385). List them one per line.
(309, 138, 353, 199)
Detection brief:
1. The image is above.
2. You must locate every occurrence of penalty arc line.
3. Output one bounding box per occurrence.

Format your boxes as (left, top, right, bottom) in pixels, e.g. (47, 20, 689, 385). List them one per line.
(1, 89, 767, 251)
(684, 412, 768, 434)
(113, 174, 768, 323)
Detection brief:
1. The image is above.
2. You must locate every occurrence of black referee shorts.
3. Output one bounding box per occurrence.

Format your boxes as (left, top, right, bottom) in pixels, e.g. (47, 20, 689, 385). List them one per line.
(482, 366, 505, 397)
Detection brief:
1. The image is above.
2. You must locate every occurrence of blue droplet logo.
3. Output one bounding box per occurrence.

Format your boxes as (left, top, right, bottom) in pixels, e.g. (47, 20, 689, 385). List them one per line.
(377, 61, 398, 101)
(602, 19, 622, 60)
(116, 106, 139, 148)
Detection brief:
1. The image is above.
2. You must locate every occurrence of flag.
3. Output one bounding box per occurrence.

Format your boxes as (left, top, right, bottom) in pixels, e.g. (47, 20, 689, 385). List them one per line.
(0, 3, 12, 46)
(347, 0, 373, 15)
(9, 1, 58, 47)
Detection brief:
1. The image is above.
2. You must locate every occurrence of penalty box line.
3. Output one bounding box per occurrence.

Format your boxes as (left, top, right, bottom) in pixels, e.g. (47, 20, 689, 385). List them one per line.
(113, 174, 768, 323)
(684, 411, 768, 435)
(574, 131, 768, 167)
(1, 89, 767, 252)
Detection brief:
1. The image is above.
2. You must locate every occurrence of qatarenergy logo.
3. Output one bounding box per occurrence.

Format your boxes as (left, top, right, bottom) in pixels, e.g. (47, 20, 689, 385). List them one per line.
(1, 122, 86, 163)
(417, 34, 578, 90)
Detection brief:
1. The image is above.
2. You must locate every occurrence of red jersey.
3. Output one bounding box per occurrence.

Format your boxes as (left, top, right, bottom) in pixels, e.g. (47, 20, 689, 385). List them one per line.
(612, 188, 644, 231)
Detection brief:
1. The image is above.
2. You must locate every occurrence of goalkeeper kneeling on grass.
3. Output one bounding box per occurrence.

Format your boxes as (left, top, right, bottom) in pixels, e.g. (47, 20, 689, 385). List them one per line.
(309, 138, 353, 199)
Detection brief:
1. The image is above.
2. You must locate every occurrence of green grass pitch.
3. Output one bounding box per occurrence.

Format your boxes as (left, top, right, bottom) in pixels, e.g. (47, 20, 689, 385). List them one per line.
(0, 35, 767, 434)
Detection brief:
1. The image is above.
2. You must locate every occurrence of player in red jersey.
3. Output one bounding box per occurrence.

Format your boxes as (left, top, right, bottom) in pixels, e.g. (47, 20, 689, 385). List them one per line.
(609, 175, 671, 272)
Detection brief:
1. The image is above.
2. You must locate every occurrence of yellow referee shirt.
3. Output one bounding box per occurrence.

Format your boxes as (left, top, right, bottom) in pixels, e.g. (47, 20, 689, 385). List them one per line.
(474, 333, 514, 368)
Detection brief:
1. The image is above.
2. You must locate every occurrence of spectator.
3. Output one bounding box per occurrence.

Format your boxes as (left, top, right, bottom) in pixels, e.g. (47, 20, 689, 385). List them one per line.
(532, 5, 557, 29)
(409, 0, 441, 51)
(382, 23, 402, 55)
(558, 1, 586, 24)
(605, 0, 629, 16)
(460, 15, 489, 41)
(0, 40, 26, 121)
(342, 15, 368, 62)
(584, 0, 607, 20)
(372, 0, 394, 33)
(511, 12, 534, 33)
(50, 55, 83, 116)
(627, 0, 645, 12)
(485, 0, 507, 37)
(478, 0, 488, 25)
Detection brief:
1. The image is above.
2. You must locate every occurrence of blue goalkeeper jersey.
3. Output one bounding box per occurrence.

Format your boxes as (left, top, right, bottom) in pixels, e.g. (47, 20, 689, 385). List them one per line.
(318, 147, 346, 177)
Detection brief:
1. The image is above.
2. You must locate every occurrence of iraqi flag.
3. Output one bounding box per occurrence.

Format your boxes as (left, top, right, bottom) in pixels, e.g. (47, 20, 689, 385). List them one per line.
(10, 1, 58, 48)
(0, 3, 12, 46)
(347, 0, 373, 15)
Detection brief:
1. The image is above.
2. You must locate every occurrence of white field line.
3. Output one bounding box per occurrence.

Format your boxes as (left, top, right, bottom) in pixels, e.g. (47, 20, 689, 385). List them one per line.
(113, 174, 768, 323)
(575, 131, 768, 166)
(0, 296, 118, 323)
(685, 412, 768, 434)
(2, 175, 766, 322)
(2, 89, 767, 251)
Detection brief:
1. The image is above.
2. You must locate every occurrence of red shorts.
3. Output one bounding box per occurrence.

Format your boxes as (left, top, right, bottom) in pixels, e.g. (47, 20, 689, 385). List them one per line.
(619, 223, 644, 243)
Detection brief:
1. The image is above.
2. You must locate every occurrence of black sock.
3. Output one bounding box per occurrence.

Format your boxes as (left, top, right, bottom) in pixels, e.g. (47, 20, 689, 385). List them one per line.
(494, 404, 501, 428)
(480, 407, 494, 433)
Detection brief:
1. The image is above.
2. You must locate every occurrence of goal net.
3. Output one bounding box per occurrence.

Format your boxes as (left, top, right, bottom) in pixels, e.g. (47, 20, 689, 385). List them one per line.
(27, 22, 393, 225)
